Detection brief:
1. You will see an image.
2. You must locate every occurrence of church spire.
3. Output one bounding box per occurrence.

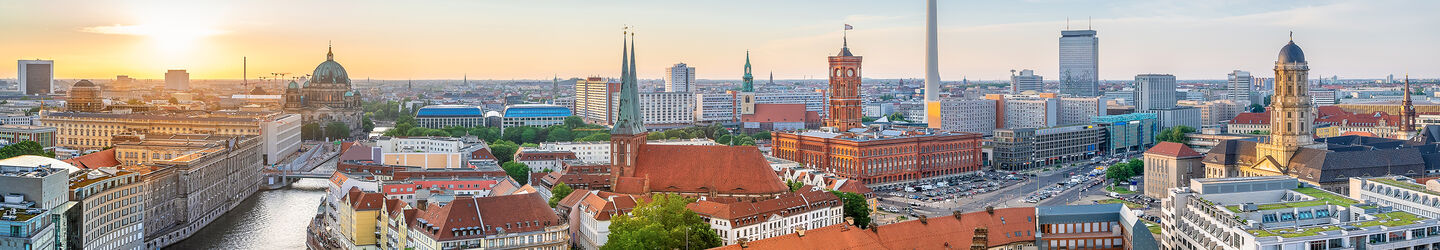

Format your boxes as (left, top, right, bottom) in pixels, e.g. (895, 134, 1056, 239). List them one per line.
(742, 50, 754, 92)
(327, 41, 334, 61)
(1402, 74, 1416, 132)
(612, 28, 645, 135)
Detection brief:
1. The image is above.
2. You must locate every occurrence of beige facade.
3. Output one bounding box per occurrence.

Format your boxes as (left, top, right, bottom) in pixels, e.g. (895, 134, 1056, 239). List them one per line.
(381, 153, 462, 169)
(1141, 143, 1204, 199)
(40, 111, 285, 150)
(119, 134, 263, 249)
(69, 169, 146, 250)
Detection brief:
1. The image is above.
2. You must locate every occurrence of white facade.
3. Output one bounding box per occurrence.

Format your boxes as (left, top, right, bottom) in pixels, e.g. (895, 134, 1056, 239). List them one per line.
(18, 60, 53, 95)
(637, 92, 694, 128)
(377, 137, 463, 153)
(664, 63, 696, 92)
(260, 114, 302, 165)
(1227, 70, 1253, 102)
(1059, 96, 1107, 126)
(695, 93, 737, 123)
(1310, 89, 1339, 105)
(1179, 100, 1244, 127)
(938, 99, 996, 135)
(1351, 177, 1440, 220)
(537, 139, 717, 164)
(574, 78, 614, 124)
(165, 69, 189, 90)
(1135, 74, 1177, 111)
(1059, 30, 1099, 97)
(1002, 96, 1059, 129)
(1011, 69, 1044, 93)
(1142, 107, 1201, 129)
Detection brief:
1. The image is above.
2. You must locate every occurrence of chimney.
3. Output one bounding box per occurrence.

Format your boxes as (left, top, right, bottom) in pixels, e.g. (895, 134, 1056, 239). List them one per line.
(794, 226, 806, 237)
(919, 215, 928, 224)
(986, 206, 995, 215)
(953, 210, 964, 220)
(869, 222, 878, 233)
(739, 238, 750, 248)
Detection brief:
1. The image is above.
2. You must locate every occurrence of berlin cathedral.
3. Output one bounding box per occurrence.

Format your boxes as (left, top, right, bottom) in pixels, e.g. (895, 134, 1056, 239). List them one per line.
(285, 46, 363, 132)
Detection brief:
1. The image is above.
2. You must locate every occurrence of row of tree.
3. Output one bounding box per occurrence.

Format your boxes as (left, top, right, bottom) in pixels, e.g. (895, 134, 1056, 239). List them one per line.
(1155, 125, 1196, 144)
(300, 122, 351, 141)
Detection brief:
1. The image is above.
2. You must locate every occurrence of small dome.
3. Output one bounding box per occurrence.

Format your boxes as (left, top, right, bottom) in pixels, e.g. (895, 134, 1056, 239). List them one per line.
(1278, 41, 1305, 64)
(287, 81, 299, 89)
(303, 81, 311, 87)
(73, 80, 96, 87)
(344, 91, 354, 97)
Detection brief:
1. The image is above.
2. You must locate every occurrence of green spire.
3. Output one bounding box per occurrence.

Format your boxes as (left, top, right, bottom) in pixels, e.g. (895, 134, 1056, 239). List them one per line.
(742, 50, 754, 92)
(612, 31, 645, 135)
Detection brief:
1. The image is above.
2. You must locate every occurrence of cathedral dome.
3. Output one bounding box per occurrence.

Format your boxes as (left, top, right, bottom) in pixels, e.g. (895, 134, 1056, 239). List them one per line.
(311, 47, 351, 84)
(1278, 41, 1305, 64)
(73, 79, 96, 87)
(288, 81, 299, 89)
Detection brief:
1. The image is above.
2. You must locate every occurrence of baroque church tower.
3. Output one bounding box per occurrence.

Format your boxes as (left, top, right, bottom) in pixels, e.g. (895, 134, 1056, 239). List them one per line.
(610, 29, 647, 185)
(1254, 35, 1316, 171)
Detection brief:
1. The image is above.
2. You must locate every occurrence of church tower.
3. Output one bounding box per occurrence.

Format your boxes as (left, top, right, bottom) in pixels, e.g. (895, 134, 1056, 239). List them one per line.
(1399, 75, 1417, 139)
(742, 51, 754, 92)
(610, 29, 647, 184)
(1255, 35, 1315, 170)
(826, 34, 863, 131)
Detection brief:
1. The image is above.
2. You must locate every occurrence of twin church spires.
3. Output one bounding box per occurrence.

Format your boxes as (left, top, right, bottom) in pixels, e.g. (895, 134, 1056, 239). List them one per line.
(612, 28, 645, 135)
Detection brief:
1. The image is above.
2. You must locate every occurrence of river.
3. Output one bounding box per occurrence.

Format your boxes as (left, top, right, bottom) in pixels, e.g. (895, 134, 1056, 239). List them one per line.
(164, 178, 329, 249)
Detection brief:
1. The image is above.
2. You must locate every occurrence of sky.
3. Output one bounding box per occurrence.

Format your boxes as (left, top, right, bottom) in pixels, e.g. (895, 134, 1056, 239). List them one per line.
(1, 0, 1436, 81)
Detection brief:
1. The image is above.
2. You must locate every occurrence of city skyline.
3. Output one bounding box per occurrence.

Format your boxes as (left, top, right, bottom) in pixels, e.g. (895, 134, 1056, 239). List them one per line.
(3, 0, 1437, 81)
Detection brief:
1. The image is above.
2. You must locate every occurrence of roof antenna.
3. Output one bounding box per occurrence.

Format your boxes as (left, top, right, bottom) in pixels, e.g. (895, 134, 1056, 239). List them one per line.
(1087, 16, 1092, 29)
(1066, 17, 1070, 30)
(1289, 31, 1294, 41)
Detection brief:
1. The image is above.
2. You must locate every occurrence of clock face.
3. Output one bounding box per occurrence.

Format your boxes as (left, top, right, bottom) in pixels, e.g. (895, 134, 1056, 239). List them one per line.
(847, 69, 855, 77)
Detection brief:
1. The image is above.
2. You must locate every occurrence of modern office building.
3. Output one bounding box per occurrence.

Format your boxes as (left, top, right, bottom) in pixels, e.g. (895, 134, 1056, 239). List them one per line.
(664, 62, 695, 92)
(1011, 69, 1044, 93)
(573, 77, 617, 124)
(414, 105, 486, 129)
(0, 156, 74, 250)
(164, 69, 189, 90)
(535, 139, 717, 164)
(68, 169, 145, 250)
(1226, 70, 1253, 103)
(740, 103, 821, 132)
(500, 104, 571, 130)
(376, 137, 465, 169)
(1059, 30, 1099, 97)
(1134, 74, 1177, 111)
(1350, 176, 1440, 220)
(624, 92, 694, 130)
(66, 80, 104, 112)
(1179, 100, 1244, 127)
(935, 99, 997, 135)
(41, 111, 301, 165)
(1310, 89, 1339, 105)
(18, 60, 53, 95)
(991, 125, 1105, 171)
(1091, 113, 1158, 155)
(1036, 203, 1159, 250)
(1163, 176, 1440, 250)
(986, 93, 1106, 129)
(695, 91, 828, 124)
(1141, 142, 1203, 199)
(0, 125, 56, 147)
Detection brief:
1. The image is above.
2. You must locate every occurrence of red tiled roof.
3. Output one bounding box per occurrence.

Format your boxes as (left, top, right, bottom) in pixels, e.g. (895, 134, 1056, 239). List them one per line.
(1317, 106, 1347, 117)
(710, 207, 1037, 250)
(344, 191, 387, 211)
(1342, 131, 1377, 137)
(1230, 112, 1270, 125)
(469, 148, 496, 160)
(64, 149, 120, 169)
(515, 150, 577, 161)
(1145, 142, 1201, 158)
(559, 190, 649, 221)
(409, 193, 560, 242)
(618, 144, 788, 196)
(339, 143, 375, 162)
(687, 187, 840, 228)
(742, 104, 809, 123)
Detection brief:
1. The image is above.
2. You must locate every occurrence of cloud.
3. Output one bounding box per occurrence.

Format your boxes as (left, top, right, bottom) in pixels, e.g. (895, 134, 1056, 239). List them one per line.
(80, 24, 226, 37)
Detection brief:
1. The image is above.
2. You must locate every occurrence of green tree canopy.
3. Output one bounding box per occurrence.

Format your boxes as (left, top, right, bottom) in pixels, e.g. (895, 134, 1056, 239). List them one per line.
(491, 140, 519, 163)
(501, 161, 531, 185)
(1156, 125, 1196, 144)
(549, 182, 574, 208)
(325, 122, 350, 140)
(0, 141, 53, 159)
(603, 194, 722, 250)
(564, 116, 586, 128)
(831, 191, 872, 229)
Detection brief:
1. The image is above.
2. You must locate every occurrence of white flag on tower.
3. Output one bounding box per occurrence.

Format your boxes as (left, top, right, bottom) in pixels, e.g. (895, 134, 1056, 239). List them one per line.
(844, 24, 854, 30)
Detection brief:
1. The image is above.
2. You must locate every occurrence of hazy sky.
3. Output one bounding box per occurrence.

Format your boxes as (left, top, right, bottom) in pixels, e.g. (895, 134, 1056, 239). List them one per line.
(2, 0, 1436, 81)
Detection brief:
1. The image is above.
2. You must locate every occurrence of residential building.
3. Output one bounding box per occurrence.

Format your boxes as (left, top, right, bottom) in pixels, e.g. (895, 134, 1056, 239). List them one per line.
(1179, 100, 1244, 127)
(713, 207, 1043, 250)
(415, 105, 486, 129)
(535, 139, 717, 164)
(688, 187, 843, 245)
(696, 91, 828, 124)
(1011, 69, 1043, 93)
(1163, 176, 1440, 250)
(1141, 107, 1201, 129)
(573, 77, 617, 125)
(164, 69, 189, 90)
(337, 189, 384, 249)
(664, 63, 695, 92)
(555, 190, 645, 250)
(772, 128, 984, 186)
(1036, 203, 1158, 250)
(1310, 89, 1339, 105)
(111, 134, 263, 249)
(68, 169, 146, 250)
(1059, 30, 1099, 97)
(986, 93, 1106, 129)
(501, 104, 571, 130)
(514, 149, 577, 173)
(620, 92, 694, 130)
(66, 80, 104, 112)
(18, 60, 53, 95)
(377, 137, 465, 169)
(991, 125, 1104, 171)
(1135, 74, 1178, 112)
(40, 111, 301, 165)
(1091, 113, 1158, 155)
(695, 93, 739, 123)
(1226, 70, 1253, 103)
(405, 193, 569, 250)
(1059, 96, 1107, 126)
(0, 125, 56, 147)
(1141, 142, 1203, 199)
(934, 99, 996, 135)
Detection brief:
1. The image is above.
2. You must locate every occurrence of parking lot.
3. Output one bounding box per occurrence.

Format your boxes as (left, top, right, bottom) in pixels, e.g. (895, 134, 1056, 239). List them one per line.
(872, 171, 1031, 217)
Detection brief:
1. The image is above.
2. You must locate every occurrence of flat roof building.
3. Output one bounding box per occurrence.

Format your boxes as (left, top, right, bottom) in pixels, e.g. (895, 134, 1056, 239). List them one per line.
(414, 105, 485, 129)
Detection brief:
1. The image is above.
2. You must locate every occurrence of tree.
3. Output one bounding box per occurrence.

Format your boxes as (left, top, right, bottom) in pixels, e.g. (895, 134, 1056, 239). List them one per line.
(301, 123, 322, 140)
(786, 180, 803, 192)
(325, 122, 350, 140)
(862, 117, 878, 123)
(490, 140, 519, 163)
(603, 194, 722, 250)
(549, 127, 574, 141)
(886, 112, 908, 122)
(1263, 95, 1272, 106)
(361, 116, 375, 133)
(752, 132, 771, 141)
(549, 182, 574, 208)
(1156, 126, 1196, 144)
(1105, 158, 1145, 182)
(24, 107, 40, 116)
(564, 116, 586, 128)
(1248, 103, 1265, 113)
(830, 191, 871, 229)
(577, 133, 610, 142)
(0, 141, 53, 159)
(1249, 130, 1269, 135)
(502, 161, 531, 185)
(168, 97, 179, 104)
(715, 134, 733, 145)
(521, 129, 538, 143)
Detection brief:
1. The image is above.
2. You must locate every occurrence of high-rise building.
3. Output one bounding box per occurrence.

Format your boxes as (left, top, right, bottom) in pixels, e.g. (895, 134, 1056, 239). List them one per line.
(165, 69, 189, 90)
(18, 60, 53, 95)
(574, 77, 617, 124)
(1059, 30, 1099, 97)
(985, 93, 1105, 129)
(1134, 74, 1177, 111)
(1226, 70, 1252, 103)
(936, 99, 997, 135)
(663, 63, 695, 92)
(1010, 69, 1043, 93)
(827, 38, 863, 130)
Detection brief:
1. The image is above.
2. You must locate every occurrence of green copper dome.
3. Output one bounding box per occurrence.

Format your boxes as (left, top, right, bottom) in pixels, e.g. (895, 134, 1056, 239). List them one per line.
(344, 91, 354, 97)
(287, 81, 299, 89)
(311, 46, 351, 84)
